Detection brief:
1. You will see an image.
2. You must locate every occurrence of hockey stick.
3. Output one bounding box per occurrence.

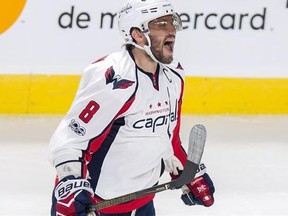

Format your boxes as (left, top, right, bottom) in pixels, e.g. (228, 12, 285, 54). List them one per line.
(86, 124, 206, 213)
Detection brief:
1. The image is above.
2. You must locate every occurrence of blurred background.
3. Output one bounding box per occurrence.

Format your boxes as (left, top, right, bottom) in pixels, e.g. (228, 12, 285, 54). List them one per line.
(0, 0, 287, 215)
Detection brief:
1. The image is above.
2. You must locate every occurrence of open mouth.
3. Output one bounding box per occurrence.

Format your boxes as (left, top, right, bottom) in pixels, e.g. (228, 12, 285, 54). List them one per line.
(164, 40, 175, 53)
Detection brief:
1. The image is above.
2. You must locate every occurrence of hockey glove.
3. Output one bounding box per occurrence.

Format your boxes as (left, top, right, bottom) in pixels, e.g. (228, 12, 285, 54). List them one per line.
(52, 175, 99, 216)
(181, 163, 215, 207)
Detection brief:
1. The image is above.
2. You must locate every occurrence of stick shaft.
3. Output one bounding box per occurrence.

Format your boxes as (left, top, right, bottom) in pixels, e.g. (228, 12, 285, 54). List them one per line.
(87, 124, 206, 212)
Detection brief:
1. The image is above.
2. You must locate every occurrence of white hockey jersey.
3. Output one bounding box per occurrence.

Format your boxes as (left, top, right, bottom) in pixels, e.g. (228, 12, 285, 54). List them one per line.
(48, 49, 187, 213)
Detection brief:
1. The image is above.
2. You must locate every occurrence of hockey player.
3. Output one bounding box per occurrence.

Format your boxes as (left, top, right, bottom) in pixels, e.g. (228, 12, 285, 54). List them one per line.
(49, 0, 215, 215)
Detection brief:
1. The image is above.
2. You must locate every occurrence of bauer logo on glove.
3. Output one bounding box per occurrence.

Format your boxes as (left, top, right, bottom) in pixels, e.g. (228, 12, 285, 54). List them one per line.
(52, 175, 98, 216)
(55, 177, 93, 200)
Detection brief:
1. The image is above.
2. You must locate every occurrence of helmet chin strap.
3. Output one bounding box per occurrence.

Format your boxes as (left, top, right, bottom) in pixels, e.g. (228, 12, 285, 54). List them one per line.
(127, 34, 173, 83)
(142, 34, 160, 63)
(127, 34, 160, 63)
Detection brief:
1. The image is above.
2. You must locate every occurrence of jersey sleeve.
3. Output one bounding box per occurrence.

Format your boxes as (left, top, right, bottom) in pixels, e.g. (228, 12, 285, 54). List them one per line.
(48, 56, 137, 169)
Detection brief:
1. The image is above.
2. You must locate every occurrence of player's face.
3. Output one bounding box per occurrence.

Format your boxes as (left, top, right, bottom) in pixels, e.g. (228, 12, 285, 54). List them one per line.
(148, 15, 180, 64)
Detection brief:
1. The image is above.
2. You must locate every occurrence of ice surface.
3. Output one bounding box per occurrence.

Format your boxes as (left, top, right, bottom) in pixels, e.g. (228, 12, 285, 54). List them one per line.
(0, 115, 287, 216)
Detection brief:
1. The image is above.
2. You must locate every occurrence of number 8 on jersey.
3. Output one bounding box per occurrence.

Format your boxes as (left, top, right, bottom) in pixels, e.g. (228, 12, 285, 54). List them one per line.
(79, 100, 100, 124)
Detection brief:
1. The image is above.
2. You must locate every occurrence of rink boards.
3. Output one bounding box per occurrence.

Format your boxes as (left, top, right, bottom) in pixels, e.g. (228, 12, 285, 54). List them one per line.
(1, 74, 287, 114)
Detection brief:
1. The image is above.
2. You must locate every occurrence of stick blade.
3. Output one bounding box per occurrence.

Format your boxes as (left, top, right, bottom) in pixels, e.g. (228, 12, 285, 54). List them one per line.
(172, 124, 207, 188)
(187, 124, 206, 165)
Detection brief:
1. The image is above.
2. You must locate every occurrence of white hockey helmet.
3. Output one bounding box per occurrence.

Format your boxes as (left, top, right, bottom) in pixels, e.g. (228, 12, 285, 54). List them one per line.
(117, 0, 182, 43)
